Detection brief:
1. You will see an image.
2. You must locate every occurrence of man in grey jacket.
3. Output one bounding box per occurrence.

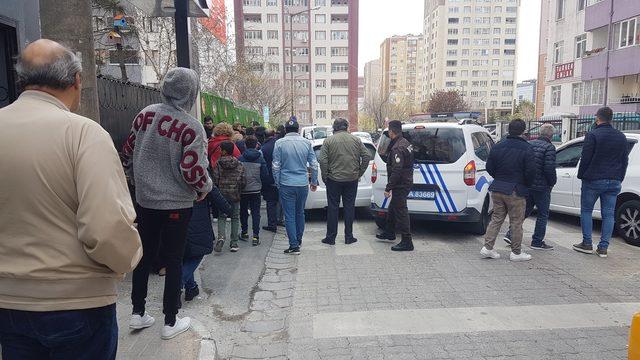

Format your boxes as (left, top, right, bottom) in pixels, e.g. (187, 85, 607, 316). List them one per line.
(319, 118, 371, 245)
(122, 67, 212, 340)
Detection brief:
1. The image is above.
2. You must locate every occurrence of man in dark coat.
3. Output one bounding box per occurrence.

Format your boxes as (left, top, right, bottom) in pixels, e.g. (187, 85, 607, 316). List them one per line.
(574, 106, 629, 258)
(261, 129, 281, 232)
(376, 120, 415, 251)
(481, 119, 536, 262)
(504, 123, 557, 250)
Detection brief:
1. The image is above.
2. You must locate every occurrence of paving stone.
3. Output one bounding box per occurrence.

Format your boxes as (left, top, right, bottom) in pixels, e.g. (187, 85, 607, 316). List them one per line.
(254, 291, 275, 301)
(242, 319, 285, 333)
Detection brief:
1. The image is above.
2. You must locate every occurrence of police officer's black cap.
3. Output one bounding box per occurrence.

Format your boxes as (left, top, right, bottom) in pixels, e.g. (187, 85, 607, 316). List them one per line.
(388, 120, 402, 133)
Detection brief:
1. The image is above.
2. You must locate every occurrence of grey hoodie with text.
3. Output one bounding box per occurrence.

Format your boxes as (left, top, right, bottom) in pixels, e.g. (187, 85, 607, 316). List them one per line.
(122, 67, 212, 210)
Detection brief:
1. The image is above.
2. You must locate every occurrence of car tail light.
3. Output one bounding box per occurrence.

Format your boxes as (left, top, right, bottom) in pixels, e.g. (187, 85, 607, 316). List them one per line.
(464, 160, 476, 186)
(371, 163, 378, 183)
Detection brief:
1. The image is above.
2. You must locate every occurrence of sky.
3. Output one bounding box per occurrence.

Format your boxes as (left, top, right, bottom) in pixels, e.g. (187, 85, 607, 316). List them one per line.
(225, 0, 542, 82)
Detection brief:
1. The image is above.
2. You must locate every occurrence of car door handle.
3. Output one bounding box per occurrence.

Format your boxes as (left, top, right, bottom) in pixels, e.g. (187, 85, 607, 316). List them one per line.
(561, 173, 571, 178)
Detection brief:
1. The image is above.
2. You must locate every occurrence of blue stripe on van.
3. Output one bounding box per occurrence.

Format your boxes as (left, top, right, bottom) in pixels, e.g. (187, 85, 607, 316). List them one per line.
(418, 164, 442, 213)
(381, 197, 388, 209)
(432, 164, 459, 212)
(425, 164, 450, 213)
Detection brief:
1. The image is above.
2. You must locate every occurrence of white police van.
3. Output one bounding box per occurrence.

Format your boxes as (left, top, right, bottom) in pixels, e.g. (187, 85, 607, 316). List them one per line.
(371, 122, 495, 234)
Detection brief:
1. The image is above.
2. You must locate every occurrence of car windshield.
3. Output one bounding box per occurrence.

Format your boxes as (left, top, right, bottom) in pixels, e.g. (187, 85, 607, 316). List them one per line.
(378, 127, 466, 164)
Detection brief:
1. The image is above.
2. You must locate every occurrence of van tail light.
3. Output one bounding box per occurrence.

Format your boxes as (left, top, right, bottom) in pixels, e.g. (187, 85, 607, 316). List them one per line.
(371, 163, 378, 183)
(464, 160, 476, 186)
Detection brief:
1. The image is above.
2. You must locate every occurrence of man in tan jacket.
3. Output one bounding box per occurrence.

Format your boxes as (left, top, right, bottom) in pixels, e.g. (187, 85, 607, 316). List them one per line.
(0, 39, 142, 359)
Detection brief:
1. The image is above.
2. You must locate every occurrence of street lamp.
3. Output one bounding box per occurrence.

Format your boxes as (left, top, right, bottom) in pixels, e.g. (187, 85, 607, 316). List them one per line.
(287, 6, 320, 118)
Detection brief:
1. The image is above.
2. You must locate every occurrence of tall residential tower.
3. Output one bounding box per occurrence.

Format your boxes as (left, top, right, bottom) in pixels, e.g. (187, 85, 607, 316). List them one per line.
(234, 0, 359, 126)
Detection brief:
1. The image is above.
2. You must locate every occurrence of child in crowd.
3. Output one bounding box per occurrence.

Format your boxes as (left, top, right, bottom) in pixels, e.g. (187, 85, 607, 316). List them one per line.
(238, 136, 269, 246)
(181, 185, 231, 303)
(212, 141, 245, 252)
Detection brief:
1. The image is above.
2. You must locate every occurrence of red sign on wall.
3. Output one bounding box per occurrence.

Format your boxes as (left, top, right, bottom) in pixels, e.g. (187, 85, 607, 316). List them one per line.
(555, 62, 574, 80)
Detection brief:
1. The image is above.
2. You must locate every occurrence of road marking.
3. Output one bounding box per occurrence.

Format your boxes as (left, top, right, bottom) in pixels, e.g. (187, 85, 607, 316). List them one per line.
(312, 302, 640, 338)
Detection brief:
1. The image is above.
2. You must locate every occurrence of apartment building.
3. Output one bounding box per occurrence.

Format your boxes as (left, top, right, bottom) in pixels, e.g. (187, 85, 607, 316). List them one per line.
(541, 0, 640, 116)
(364, 58, 382, 103)
(379, 34, 425, 107)
(423, 0, 520, 117)
(516, 79, 536, 104)
(234, 0, 359, 126)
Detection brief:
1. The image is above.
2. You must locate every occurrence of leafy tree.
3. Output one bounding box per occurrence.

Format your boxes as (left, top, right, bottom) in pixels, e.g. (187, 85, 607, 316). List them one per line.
(510, 100, 536, 120)
(426, 90, 469, 113)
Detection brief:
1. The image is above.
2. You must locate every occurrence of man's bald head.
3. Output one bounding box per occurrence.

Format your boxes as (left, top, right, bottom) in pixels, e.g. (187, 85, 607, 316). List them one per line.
(16, 39, 82, 91)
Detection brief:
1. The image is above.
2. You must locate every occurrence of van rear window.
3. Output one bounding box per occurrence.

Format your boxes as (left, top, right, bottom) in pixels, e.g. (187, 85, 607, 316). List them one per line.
(378, 128, 466, 164)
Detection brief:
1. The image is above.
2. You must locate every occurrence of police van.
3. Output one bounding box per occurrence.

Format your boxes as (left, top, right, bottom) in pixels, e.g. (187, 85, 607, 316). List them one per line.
(371, 122, 495, 234)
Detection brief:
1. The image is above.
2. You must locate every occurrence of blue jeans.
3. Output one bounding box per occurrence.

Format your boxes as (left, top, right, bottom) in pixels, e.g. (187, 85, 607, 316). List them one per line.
(505, 189, 551, 246)
(279, 185, 309, 248)
(182, 255, 204, 290)
(0, 304, 117, 360)
(581, 179, 621, 250)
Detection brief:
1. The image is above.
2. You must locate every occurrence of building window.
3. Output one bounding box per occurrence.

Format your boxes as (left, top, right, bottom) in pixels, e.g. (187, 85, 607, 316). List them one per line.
(316, 110, 326, 119)
(448, 28, 459, 35)
(267, 47, 279, 56)
(501, 100, 513, 107)
(616, 18, 638, 48)
(446, 60, 457, 66)
(315, 31, 326, 40)
(267, 30, 278, 39)
(553, 41, 563, 64)
(587, 0, 603, 5)
(577, 0, 585, 11)
(572, 83, 582, 105)
(268, 63, 279, 72)
(315, 0, 326, 5)
(504, 38, 516, 45)
(316, 80, 326, 88)
(448, 18, 459, 24)
(331, 31, 348, 40)
(556, 0, 565, 20)
(245, 30, 262, 40)
(315, 14, 326, 23)
(331, 79, 348, 88)
(505, 27, 516, 34)
(294, 47, 309, 56)
(575, 34, 587, 58)
(244, 0, 261, 5)
(551, 86, 561, 107)
(447, 39, 459, 45)
(331, 47, 348, 56)
(246, 46, 264, 56)
(445, 81, 457, 87)
(503, 49, 515, 55)
(267, 0, 277, 5)
(316, 95, 326, 104)
(267, 14, 278, 23)
(315, 47, 326, 56)
(331, 63, 349, 73)
(446, 71, 457, 77)
(315, 63, 326, 72)
(331, 95, 348, 104)
(296, 80, 309, 89)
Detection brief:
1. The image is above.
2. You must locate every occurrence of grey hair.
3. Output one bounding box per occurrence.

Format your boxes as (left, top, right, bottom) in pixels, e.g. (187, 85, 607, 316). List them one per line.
(15, 45, 82, 90)
(333, 118, 349, 132)
(539, 123, 555, 139)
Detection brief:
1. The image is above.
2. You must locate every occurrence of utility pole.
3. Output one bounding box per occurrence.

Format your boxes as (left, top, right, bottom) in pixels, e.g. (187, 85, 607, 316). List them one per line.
(603, 0, 615, 106)
(174, 0, 190, 68)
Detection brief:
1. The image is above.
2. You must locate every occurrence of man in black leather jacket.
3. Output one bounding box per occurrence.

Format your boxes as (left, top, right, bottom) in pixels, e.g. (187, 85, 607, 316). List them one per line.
(504, 123, 557, 250)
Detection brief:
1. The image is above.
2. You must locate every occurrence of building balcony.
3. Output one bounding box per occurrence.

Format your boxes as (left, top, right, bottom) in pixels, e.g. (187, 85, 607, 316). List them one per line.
(580, 102, 640, 115)
(585, 0, 640, 32)
(581, 45, 640, 80)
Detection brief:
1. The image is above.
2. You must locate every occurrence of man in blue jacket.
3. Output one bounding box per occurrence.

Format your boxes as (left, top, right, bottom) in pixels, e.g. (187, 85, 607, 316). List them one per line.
(272, 118, 319, 255)
(573, 107, 629, 258)
(481, 119, 537, 262)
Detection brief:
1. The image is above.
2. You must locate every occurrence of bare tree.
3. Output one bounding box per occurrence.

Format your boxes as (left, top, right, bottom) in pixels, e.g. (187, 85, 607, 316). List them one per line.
(427, 90, 469, 113)
(363, 91, 417, 129)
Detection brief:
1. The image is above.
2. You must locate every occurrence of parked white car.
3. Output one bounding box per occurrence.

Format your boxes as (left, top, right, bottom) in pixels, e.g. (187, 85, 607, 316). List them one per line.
(371, 122, 495, 234)
(550, 131, 640, 245)
(305, 138, 377, 210)
(352, 131, 373, 142)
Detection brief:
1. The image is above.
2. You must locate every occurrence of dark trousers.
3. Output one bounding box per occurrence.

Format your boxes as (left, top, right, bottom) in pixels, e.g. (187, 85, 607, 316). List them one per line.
(240, 193, 262, 236)
(132, 207, 192, 325)
(325, 179, 358, 242)
(0, 304, 117, 360)
(263, 186, 282, 227)
(385, 188, 411, 236)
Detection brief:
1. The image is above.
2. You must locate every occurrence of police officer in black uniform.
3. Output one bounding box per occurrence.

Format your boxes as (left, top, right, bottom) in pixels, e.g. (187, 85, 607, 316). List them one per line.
(376, 120, 415, 251)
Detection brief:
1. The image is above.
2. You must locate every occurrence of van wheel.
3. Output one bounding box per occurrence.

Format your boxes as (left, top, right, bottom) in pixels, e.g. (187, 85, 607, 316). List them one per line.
(470, 198, 490, 235)
(375, 217, 387, 229)
(616, 200, 640, 246)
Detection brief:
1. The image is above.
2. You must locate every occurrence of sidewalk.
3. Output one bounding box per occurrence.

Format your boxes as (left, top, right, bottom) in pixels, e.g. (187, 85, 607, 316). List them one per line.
(116, 272, 205, 360)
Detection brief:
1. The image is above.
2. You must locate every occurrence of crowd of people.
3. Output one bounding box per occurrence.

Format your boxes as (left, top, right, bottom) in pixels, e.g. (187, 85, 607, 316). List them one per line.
(0, 39, 631, 359)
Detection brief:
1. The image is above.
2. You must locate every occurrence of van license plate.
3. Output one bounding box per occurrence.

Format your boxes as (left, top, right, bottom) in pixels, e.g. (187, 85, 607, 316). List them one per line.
(408, 191, 436, 200)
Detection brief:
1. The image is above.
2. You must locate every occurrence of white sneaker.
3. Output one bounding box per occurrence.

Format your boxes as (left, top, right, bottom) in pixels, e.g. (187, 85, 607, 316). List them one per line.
(480, 246, 500, 259)
(161, 317, 191, 340)
(510, 251, 532, 262)
(129, 313, 155, 330)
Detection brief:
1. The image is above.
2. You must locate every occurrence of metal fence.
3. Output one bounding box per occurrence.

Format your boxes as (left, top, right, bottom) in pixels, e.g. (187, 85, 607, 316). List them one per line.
(499, 112, 640, 143)
(97, 75, 161, 150)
